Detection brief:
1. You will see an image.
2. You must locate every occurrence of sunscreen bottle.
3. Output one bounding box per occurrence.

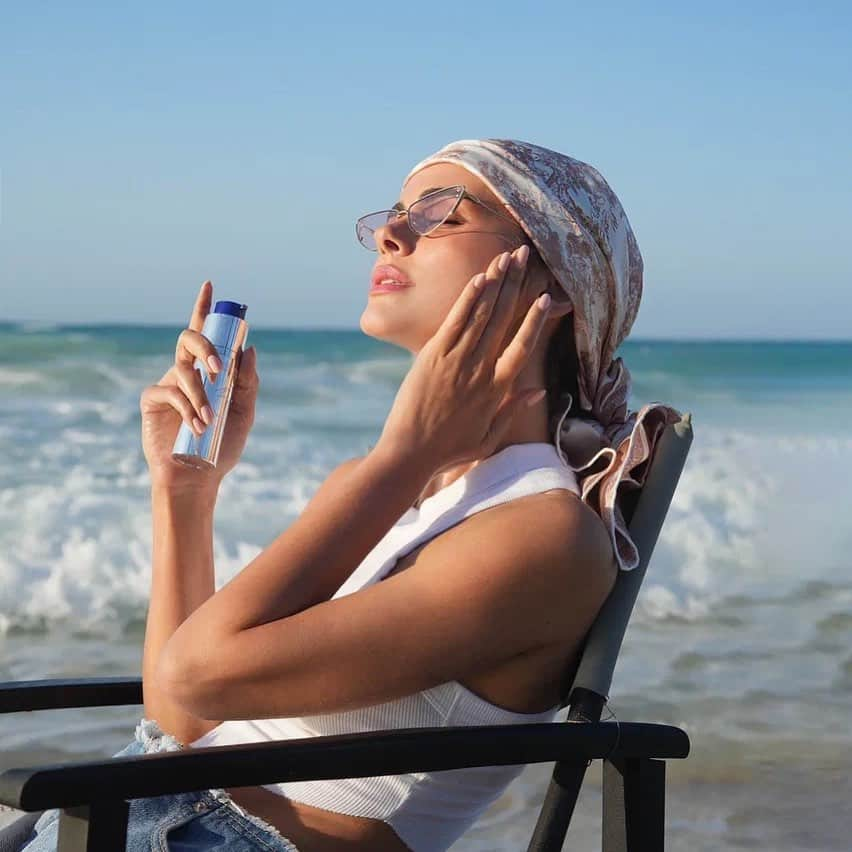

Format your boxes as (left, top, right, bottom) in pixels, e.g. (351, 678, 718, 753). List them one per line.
(172, 300, 248, 470)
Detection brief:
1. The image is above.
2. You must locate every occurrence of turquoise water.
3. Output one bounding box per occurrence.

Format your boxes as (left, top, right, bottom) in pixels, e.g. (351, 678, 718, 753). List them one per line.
(1, 321, 851, 850)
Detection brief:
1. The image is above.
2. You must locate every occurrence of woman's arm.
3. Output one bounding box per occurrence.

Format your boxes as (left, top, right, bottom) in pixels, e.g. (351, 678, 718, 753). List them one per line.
(142, 484, 222, 745)
(154, 448, 610, 721)
(142, 454, 373, 743)
(156, 444, 435, 706)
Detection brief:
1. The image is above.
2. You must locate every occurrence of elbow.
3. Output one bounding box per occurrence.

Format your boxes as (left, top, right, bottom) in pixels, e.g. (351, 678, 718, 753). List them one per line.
(156, 638, 221, 718)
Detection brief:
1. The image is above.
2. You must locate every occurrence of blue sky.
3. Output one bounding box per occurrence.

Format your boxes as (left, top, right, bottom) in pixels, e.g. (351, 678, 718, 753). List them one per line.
(2, 1, 849, 339)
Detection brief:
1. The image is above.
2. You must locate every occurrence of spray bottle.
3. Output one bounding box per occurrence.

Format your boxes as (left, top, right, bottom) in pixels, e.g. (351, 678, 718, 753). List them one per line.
(172, 300, 248, 470)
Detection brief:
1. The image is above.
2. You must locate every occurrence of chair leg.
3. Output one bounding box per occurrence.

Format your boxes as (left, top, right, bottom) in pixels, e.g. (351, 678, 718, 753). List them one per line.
(57, 800, 129, 852)
(525, 761, 589, 852)
(602, 757, 665, 852)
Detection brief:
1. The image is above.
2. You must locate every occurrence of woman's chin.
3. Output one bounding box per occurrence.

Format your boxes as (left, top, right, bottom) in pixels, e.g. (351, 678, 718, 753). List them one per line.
(360, 306, 396, 341)
(359, 307, 383, 339)
(359, 309, 416, 351)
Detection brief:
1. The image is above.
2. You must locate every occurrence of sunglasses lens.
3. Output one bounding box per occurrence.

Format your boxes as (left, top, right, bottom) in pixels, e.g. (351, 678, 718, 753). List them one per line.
(356, 211, 395, 250)
(409, 190, 459, 235)
(355, 188, 462, 250)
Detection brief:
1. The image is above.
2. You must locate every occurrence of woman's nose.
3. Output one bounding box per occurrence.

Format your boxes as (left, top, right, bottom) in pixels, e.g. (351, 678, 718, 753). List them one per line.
(374, 213, 416, 255)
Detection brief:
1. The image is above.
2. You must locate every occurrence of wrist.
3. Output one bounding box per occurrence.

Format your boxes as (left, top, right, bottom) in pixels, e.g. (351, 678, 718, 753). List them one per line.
(368, 437, 437, 485)
(151, 479, 219, 511)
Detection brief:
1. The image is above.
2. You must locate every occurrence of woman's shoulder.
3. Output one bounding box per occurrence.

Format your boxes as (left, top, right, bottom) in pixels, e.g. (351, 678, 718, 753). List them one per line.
(485, 487, 615, 581)
(486, 490, 617, 637)
(418, 487, 617, 636)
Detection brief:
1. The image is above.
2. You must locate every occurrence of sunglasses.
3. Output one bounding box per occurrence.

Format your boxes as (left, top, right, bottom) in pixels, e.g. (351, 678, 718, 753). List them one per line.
(355, 185, 520, 251)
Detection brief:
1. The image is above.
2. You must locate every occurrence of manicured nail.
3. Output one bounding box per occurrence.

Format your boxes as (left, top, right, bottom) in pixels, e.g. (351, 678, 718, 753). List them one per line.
(201, 405, 213, 424)
(497, 252, 511, 273)
(516, 244, 530, 266)
(193, 417, 206, 435)
(207, 354, 222, 372)
(537, 293, 551, 310)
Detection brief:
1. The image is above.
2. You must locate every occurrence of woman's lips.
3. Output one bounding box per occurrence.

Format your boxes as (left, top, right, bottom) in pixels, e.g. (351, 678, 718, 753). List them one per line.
(370, 264, 413, 293)
(370, 281, 413, 294)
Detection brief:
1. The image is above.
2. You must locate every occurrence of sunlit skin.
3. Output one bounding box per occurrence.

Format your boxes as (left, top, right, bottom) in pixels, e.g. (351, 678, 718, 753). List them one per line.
(359, 162, 574, 501)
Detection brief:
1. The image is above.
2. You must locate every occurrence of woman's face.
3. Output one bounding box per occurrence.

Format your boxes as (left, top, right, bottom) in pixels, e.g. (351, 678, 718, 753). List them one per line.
(359, 163, 549, 353)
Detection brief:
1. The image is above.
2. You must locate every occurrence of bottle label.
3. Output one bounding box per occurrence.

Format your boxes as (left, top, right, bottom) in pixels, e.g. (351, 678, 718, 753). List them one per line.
(203, 344, 234, 419)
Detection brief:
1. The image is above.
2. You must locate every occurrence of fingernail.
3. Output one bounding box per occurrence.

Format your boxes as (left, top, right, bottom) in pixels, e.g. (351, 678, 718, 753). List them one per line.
(516, 244, 530, 265)
(207, 354, 222, 372)
(201, 405, 213, 424)
(193, 417, 206, 434)
(537, 293, 552, 310)
(497, 252, 511, 273)
(526, 389, 547, 407)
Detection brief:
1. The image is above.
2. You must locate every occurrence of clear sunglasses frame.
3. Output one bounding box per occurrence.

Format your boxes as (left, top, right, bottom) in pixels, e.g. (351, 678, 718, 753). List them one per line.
(355, 184, 522, 251)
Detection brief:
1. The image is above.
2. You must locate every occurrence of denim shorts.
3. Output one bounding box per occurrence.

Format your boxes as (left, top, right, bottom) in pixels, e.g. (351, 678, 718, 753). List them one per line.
(20, 718, 300, 851)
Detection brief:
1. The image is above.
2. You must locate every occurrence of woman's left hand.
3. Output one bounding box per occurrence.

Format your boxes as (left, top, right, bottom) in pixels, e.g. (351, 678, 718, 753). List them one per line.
(376, 244, 553, 474)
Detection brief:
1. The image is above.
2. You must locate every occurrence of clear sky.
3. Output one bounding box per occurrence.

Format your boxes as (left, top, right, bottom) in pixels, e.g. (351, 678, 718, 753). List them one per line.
(2, 1, 849, 339)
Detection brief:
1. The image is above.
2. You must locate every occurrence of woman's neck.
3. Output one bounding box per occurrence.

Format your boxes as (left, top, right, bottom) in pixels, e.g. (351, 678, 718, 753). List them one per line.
(413, 407, 551, 508)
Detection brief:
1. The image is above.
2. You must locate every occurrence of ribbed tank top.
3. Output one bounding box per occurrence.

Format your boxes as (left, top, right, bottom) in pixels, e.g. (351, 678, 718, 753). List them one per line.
(190, 442, 580, 852)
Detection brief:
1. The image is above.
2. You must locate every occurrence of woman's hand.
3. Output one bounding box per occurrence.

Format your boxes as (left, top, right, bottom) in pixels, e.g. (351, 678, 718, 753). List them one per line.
(139, 280, 259, 494)
(376, 244, 557, 475)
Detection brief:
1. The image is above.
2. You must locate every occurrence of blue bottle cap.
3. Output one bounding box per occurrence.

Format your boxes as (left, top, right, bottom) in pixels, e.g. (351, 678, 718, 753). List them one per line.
(213, 300, 248, 319)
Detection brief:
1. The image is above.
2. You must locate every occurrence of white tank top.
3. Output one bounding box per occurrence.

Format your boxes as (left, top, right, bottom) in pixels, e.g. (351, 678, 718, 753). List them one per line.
(190, 442, 580, 852)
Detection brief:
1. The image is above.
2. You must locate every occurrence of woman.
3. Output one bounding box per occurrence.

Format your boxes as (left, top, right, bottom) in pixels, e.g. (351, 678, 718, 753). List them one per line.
(21, 139, 681, 852)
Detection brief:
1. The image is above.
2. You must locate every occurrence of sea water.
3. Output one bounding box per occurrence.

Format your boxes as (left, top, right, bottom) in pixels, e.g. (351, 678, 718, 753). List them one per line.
(1, 321, 850, 850)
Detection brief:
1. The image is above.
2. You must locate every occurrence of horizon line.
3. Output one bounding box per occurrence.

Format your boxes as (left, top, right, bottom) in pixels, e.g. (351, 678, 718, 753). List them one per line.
(1, 319, 850, 345)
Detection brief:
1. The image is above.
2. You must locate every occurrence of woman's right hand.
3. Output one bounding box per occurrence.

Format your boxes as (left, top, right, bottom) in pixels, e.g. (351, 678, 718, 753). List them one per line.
(139, 280, 259, 495)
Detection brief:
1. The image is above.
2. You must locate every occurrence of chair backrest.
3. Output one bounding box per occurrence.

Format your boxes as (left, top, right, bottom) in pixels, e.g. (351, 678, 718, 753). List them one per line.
(559, 412, 693, 712)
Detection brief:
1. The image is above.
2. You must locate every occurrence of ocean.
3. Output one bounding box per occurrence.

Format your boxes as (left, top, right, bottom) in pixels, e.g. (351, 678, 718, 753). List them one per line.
(1, 320, 850, 850)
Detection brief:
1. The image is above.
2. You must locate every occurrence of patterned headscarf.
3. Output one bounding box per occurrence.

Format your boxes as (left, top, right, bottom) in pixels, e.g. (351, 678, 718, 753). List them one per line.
(403, 139, 683, 571)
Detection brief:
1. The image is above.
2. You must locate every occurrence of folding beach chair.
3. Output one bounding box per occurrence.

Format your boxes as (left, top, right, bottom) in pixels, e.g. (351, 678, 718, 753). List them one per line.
(0, 412, 693, 852)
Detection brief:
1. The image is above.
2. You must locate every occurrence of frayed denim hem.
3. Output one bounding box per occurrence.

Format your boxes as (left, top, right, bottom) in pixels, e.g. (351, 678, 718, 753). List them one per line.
(134, 717, 187, 753)
(135, 717, 300, 851)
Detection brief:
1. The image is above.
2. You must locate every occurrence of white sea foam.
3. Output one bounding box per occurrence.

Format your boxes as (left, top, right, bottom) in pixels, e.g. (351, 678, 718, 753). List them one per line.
(0, 368, 44, 386)
(0, 409, 847, 652)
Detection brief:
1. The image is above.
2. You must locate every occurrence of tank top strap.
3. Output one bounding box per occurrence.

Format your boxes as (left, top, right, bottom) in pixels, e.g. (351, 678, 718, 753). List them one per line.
(333, 443, 578, 599)
(452, 465, 579, 519)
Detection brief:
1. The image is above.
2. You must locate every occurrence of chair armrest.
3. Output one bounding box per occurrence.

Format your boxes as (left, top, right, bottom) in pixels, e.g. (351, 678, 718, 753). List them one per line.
(0, 721, 689, 811)
(0, 678, 143, 713)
